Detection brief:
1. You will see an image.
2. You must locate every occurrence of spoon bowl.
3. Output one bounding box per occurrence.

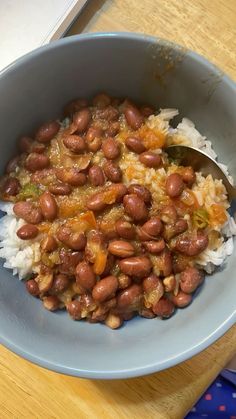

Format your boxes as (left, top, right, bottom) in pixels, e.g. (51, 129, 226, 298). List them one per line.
(166, 145, 236, 201)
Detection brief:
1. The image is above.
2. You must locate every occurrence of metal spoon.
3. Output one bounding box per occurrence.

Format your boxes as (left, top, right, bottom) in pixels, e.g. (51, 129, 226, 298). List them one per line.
(166, 145, 236, 201)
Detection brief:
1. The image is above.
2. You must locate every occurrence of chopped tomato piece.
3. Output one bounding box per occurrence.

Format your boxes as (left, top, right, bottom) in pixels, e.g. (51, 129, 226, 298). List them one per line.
(208, 204, 227, 226)
(38, 222, 51, 233)
(79, 211, 97, 229)
(94, 250, 108, 275)
(59, 200, 85, 218)
(138, 126, 166, 149)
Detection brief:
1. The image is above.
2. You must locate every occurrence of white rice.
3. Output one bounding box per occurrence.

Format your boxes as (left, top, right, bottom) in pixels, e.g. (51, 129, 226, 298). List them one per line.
(0, 108, 235, 279)
(165, 112, 236, 272)
(0, 203, 40, 279)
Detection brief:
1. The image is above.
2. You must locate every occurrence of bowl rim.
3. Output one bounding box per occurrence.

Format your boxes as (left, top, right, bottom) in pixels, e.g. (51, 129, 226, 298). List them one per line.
(1, 311, 235, 379)
(0, 31, 236, 379)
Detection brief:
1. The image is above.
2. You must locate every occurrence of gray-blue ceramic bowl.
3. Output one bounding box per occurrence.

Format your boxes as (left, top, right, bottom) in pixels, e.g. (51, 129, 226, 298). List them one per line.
(0, 33, 236, 379)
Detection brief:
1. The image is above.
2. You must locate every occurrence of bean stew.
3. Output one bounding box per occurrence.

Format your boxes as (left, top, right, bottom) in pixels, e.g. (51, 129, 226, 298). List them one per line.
(0, 93, 214, 329)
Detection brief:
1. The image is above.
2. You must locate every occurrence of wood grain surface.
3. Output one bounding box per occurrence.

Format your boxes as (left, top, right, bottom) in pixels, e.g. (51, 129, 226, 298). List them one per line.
(1, 1, 236, 418)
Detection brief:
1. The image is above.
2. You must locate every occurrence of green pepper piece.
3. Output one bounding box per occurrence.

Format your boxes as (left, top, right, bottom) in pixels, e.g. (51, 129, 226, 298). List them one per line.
(192, 208, 209, 229)
(17, 182, 41, 201)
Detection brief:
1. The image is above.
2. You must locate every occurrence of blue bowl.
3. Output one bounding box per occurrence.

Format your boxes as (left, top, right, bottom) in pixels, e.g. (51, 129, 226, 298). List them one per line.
(0, 33, 235, 379)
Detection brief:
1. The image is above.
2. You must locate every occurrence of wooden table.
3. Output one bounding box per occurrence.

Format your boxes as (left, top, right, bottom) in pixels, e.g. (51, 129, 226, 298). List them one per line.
(1, 1, 236, 418)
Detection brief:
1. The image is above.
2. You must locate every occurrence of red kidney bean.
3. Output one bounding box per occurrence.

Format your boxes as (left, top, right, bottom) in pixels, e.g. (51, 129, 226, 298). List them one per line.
(93, 93, 111, 109)
(160, 205, 178, 224)
(2, 177, 20, 196)
(86, 126, 103, 141)
(108, 240, 135, 258)
(64, 98, 88, 116)
(63, 135, 86, 153)
(152, 297, 175, 318)
(100, 220, 118, 240)
(17, 224, 39, 240)
(119, 256, 152, 278)
(172, 254, 190, 274)
(181, 167, 196, 186)
(88, 165, 105, 186)
(139, 308, 156, 318)
(127, 184, 151, 203)
(139, 151, 161, 168)
(124, 105, 144, 130)
(143, 274, 164, 306)
(73, 108, 91, 133)
(102, 137, 120, 160)
(95, 106, 119, 121)
(166, 173, 184, 198)
(6, 156, 20, 174)
(25, 153, 50, 172)
(56, 168, 86, 186)
(31, 143, 46, 154)
(26, 279, 40, 296)
(118, 274, 132, 289)
(117, 284, 142, 309)
(50, 274, 70, 294)
(108, 183, 128, 202)
(57, 226, 86, 251)
(90, 312, 107, 323)
(137, 217, 163, 240)
(163, 219, 188, 241)
(87, 229, 106, 247)
(58, 249, 83, 275)
(140, 105, 154, 117)
(48, 183, 72, 195)
(174, 219, 188, 235)
(121, 312, 135, 321)
(86, 192, 108, 212)
(87, 183, 127, 212)
(180, 267, 204, 294)
(40, 235, 58, 252)
(105, 121, 120, 137)
(143, 239, 165, 254)
(87, 137, 102, 152)
(39, 191, 58, 221)
(13, 201, 43, 224)
(115, 219, 136, 240)
(98, 297, 118, 313)
(19, 136, 32, 153)
(92, 275, 118, 302)
(123, 194, 148, 222)
(174, 231, 209, 256)
(35, 121, 60, 143)
(80, 294, 96, 312)
(86, 127, 103, 152)
(91, 297, 116, 321)
(171, 291, 192, 308)
(67, 300, 82, 320)
(75, 261, 96, 290)
(103, 160, 122, 183)
(142, 274, 161, 292)
(125, 136, 146, 154)
(152, 248, 173, 277)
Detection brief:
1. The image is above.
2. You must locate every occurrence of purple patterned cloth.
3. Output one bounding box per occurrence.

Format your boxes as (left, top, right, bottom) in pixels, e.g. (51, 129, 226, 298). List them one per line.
(185, 371, 236, 418)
